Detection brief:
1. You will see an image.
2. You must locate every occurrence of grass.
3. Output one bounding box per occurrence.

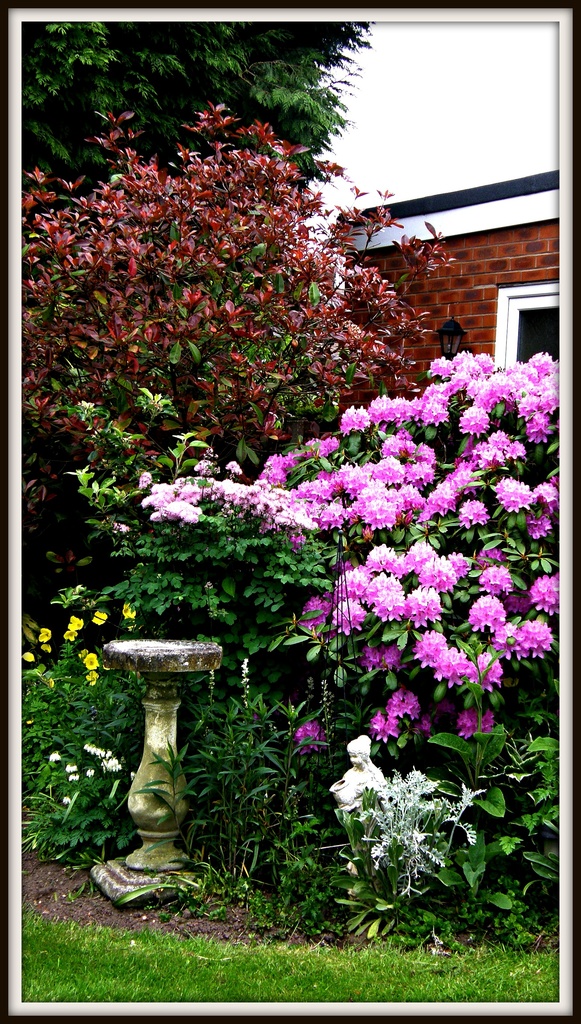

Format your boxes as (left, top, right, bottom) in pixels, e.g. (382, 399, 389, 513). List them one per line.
(20, 909, 560, 1005)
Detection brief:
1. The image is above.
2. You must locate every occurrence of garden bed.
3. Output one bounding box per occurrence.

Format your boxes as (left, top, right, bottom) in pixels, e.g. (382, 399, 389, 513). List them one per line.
(21, 849, 339, 946)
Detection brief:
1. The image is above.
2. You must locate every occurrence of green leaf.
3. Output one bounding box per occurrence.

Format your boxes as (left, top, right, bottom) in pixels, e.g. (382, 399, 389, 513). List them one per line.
(527, 736, 559, 753)
(473, 786, 506, 818)
(222, 577, 236, 598)
(187, 341, 202, 364)
(488, 892, 512, 910)
(428, 732, 474, 761)
(463, 862, 485, 887)
(169, 341, 182, 364)
(169, 221, 180, 242)
(475, 726, 506, 765)
(437, 868, 464, 887)
(396, 631, 408, 651)
(308, 282, 321, 306)
(249, 242, 266, 260)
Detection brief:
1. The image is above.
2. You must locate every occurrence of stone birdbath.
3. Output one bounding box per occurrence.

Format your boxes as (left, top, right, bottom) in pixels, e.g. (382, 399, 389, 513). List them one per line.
(91, 639, 222, 906)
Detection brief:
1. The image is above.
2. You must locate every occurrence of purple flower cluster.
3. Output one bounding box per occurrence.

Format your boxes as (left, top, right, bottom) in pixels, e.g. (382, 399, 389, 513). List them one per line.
(293, 719, 327, 754)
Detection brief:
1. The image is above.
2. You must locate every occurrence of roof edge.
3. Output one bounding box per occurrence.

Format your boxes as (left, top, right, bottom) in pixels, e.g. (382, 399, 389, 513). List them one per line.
(366, 171, 559, 220)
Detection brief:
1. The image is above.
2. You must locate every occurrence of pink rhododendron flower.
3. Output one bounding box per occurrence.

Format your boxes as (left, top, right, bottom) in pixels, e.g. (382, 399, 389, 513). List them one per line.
(529, 573, 559, 615)
(459, 406, 490, 436)
(468, 595, 507, 634)
(458, 499, 490, 528)
(512, 619, 554, 659)
(138, 472, 153, 490)
(437, 646, 472, 687)
(533, 481, 559, 513)
(293, 720, 327, 754)
(366, 573, 407, 621)
(366, 546, 406, 576)
(386, 687, 421, 720)
(369, 709, 400, 742)
(359, 644, 401, 672)
(300, 595, 332, 628)
(479, 565, 514, 596)
(339, 406, 371, 434)
(333, 598, 367, 635)
(413, 630, 449, 669)
(465, 653, 504, 691)
(526, 513, 553, 538)
(457, 708, 495, 739)
(494, 479, 533, 512)
(404, 586, 442, 628)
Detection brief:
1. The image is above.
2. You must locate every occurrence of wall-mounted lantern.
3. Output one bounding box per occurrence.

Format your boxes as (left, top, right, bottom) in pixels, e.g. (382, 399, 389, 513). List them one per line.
(437, 317, 467, 359)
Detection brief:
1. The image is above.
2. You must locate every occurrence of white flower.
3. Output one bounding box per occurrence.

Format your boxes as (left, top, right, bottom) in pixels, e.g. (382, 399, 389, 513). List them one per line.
(49, 752, 61, 762)
(62, 796, 71, 806)
(68, 774, 80, 782)
(101, 756, 122, 773)
(86, 769, 95, 778)
(84, 743, 107, 758)
(65, 763, 78, 774)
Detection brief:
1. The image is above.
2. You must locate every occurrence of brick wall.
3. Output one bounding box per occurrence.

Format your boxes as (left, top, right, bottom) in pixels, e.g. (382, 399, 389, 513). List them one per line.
(348, 219, 559, 406)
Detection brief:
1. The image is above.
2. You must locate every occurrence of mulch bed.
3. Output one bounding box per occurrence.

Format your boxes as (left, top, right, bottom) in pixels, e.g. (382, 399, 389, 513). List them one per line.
(21, 848, 336, 946)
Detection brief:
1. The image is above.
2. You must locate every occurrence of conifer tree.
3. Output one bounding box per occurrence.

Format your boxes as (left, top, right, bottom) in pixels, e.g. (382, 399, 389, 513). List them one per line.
(22, 19, 371, 183)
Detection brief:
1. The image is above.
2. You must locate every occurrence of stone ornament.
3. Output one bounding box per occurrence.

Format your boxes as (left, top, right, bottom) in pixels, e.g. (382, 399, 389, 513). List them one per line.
(329, 734, 387, 812)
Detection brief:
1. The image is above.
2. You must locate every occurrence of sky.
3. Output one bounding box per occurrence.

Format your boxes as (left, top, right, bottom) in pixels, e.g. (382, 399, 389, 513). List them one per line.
(317, 17, 561, 210)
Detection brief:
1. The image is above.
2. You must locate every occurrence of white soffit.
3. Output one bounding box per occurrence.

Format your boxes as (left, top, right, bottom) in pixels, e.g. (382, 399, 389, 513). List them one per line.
(361, 189, 559, 250)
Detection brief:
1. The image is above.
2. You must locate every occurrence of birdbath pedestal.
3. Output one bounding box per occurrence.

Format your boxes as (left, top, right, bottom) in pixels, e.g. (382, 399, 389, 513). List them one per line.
(101, 640, 222, 873)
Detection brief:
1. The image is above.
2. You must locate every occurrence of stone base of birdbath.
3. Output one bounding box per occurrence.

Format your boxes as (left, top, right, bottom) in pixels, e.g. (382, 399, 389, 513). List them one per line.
(98, 640, 222, 876)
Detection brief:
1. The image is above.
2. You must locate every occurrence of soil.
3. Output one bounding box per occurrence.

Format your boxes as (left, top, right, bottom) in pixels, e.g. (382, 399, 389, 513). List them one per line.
(21, 848, 336, 946)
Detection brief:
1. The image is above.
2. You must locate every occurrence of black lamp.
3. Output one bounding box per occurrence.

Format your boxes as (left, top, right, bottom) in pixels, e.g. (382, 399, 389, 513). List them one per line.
(437, 317, 467, 359)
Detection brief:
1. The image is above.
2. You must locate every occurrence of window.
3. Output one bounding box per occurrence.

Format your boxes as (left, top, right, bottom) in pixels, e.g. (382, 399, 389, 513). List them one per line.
(495, 282, 559, 367)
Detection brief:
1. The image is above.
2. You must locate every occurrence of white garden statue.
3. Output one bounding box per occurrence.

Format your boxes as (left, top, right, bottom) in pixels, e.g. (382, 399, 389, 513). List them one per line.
(329, 735, 388, 812)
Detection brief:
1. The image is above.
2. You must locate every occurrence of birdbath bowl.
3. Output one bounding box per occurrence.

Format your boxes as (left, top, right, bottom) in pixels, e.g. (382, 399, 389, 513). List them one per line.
(102, 640, 222, 873)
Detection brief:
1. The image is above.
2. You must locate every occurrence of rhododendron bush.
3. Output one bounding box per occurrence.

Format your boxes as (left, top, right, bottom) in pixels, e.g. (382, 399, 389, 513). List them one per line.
(261, 351, 559, 810)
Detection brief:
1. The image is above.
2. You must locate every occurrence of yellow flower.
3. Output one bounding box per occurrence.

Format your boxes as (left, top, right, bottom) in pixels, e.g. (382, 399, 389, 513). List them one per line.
(22, 652, 35, 663)
(92, 610, 108, 626)
(86, 671, 98, 685)
(68, 615, 84, 631)
(26, 719, 34, 725)
(39, 628, 52, 643)
(122, 603, 136, 620)
(78, 648, 88, 661)
(83, 653, 99, 671)
(47, 678, 55, 689)
(64, 630, 78, 641)
(40, 644, 52, 653)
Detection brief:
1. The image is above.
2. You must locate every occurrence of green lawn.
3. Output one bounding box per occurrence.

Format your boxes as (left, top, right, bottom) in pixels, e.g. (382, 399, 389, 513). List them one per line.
(20, 910, 560, 1005)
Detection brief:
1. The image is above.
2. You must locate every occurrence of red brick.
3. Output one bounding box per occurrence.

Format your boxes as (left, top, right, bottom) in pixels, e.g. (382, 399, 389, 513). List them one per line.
(471, 245, 497, 260)
(512, 255, 537, 271)
(536, 253, 559, 268)
(524, 268, 558, 281)
(488, 259, 510, 273)
(524, 240, 548, 254)
(539, 222, 559, 239)
(514, 226, 539, 241)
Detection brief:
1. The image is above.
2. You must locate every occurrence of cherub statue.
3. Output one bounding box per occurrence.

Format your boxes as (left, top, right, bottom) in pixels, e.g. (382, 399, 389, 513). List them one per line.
(329, 735, 387, 812)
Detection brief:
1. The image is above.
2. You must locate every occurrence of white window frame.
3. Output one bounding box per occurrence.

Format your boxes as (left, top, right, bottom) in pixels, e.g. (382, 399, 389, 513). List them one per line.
(495, 281, 559, 368)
